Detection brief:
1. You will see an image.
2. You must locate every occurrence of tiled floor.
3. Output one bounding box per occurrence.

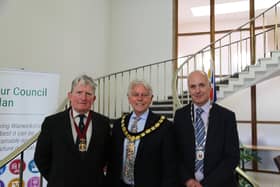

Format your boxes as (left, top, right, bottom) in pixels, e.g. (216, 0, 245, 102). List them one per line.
(246, 171, 280, 187)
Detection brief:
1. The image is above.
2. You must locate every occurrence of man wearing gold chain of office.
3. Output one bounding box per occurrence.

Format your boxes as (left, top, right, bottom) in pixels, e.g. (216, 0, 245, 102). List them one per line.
(105, 79, 178, 187)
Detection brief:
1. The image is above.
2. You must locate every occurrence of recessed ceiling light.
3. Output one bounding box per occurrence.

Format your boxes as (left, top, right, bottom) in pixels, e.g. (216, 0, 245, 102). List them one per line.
(191, 0, 280, 17)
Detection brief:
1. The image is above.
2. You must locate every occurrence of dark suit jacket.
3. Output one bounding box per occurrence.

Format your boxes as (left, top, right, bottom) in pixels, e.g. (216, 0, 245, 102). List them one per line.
(105, 111, 178, 187)
(34, 108, 111, 187)
(173, 103, 240, 187)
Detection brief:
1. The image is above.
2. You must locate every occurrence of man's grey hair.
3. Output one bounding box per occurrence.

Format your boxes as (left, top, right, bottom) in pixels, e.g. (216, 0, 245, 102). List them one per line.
(70, 74, 97, 94)
(127, 79, 153, 96)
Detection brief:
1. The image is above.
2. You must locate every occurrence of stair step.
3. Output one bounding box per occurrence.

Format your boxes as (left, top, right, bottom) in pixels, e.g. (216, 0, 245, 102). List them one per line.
(217, 51, 280, 100)
(152, 110, 173, 119)
(217, 79, 229, 84)
(167, 95, 190, 100)
(153, 100, 173, 105)
(150, 106, 172, 111)
(153, 51, 280, 120)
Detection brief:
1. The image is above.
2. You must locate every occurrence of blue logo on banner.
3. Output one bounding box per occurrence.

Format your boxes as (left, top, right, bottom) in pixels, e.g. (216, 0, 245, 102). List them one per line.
(28, 160, 39, 173)
(0, 166, 6, 175)
(0, 180, 4, 187)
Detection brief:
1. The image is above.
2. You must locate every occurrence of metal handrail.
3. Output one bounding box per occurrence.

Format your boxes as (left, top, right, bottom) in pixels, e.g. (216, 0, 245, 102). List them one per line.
(0, 98, 68, 168)
(172, 1, 280, 108)
(95, 55, 191, 80)
(93, 54, 193, 119)
(236, 166, 260, 187)
(0, 132, 40, 168)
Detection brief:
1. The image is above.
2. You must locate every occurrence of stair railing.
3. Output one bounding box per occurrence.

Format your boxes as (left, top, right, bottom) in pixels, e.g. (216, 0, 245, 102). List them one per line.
(173, 1, 280, 108)
(93, 55, 192, 119)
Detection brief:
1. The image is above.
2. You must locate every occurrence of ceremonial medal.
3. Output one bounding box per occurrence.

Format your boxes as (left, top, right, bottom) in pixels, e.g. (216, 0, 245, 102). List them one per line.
(127, 142, 135, 158)
(79, 138, 87, 152)
(196, 147, 204, 160)
(71, 110, 92, 153)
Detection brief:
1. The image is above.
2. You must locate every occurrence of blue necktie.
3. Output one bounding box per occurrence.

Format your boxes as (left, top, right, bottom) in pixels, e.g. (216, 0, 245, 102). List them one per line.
(195, 108, 205, 174)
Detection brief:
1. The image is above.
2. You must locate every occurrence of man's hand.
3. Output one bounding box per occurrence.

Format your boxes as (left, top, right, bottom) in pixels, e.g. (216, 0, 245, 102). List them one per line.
(185, 179, 203, 187)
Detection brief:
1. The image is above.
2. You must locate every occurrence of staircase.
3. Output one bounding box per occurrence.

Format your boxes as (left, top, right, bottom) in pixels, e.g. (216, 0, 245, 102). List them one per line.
(150, 51, 280, 120)
(218, 51, 280, 99)
(151, 96, 191, 120)
(151, 99, 173, 119)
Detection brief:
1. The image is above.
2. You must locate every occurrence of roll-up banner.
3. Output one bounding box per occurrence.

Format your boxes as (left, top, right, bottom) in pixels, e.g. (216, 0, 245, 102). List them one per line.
(0, 69, 60, 187)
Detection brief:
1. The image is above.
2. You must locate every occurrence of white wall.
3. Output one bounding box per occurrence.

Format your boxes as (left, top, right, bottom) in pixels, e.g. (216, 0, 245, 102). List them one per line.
(109, 0, 173, 73)
(220, 76, 280, 171)
(0, 0, 111, 104)
(0, 0, 173, 106)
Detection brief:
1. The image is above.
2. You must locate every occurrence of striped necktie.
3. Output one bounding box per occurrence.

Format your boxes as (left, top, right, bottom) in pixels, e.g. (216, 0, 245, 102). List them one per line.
(195, 107, 205, 174)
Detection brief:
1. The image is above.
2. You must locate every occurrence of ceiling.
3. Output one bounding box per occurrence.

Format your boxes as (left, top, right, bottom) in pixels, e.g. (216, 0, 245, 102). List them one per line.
(178, 0, 278, 24)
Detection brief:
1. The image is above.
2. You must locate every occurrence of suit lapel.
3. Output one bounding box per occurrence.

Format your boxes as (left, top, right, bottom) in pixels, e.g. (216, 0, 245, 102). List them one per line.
(206, 104, 217, 136)
(144, 111, 157, 129)
(205, 103, 218, 151)
(136, 111, 157, 155)
(87, 111, 98, 154)
(63, 108, 79, 154)
(120, 112, 132, 148)
(186, 104, 196, 152)
(119, 113, 132, 165)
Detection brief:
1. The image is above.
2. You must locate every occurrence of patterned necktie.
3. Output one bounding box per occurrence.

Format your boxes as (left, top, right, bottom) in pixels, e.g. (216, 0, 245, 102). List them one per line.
(195, 108, 205, 174)
(76, 114, 85, 150)
(78, 114, 85, 131)
(124, 116, 140, 184)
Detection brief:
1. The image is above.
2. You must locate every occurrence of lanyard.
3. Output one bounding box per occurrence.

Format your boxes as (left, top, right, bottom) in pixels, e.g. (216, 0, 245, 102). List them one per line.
(190, 103, 212, 147)
(71, 109, 92, 140)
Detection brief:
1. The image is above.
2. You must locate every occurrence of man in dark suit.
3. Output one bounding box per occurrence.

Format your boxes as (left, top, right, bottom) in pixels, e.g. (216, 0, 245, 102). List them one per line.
(173, 70, 240, 187)
(34, 74, 111, 187)
(106, 80, 178, 187)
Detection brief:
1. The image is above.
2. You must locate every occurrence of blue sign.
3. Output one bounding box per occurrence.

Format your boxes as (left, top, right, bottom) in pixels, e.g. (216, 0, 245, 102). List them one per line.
(28, 160, 39, 173)
(0, 166, 6, 175)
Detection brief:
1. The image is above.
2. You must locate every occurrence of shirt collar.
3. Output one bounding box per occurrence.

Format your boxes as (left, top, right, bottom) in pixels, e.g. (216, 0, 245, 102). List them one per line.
(72, 109, 89, 118)
(193, 100, 211, 113)
(132, 109, 149, 120)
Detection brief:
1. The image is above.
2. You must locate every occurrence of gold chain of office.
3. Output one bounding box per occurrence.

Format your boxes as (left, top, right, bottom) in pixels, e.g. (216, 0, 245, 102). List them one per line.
(121, 114, 166, 142)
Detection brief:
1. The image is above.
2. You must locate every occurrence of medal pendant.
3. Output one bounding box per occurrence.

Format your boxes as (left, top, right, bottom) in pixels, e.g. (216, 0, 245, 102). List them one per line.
(128, 142, 135, 152)
(196, 147, 204, 160)
(79, 138, 87, 152)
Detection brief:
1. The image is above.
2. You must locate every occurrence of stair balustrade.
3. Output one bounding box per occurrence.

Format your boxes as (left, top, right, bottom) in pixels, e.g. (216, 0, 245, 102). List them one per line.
(173, 1, 280, 109)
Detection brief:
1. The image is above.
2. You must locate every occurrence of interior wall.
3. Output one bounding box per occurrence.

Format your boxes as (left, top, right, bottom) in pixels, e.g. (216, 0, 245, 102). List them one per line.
(220, 75, 280, 171)
(0, 0, 110, 104)
(0, 0, 174, 106)
(178, 18, 252, 58)
(109, 0, 173, 74)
